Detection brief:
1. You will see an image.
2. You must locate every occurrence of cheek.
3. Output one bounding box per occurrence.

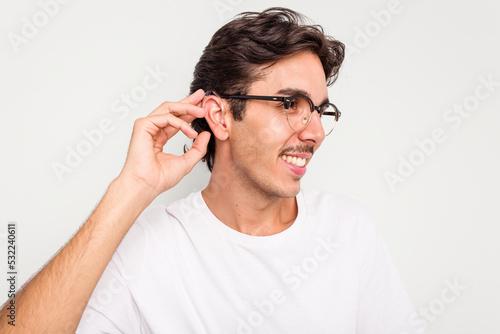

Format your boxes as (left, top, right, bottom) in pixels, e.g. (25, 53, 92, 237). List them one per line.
(231, 124, 263, 163)
(252, 112, 290, 144)
(232, 113, 291, 162)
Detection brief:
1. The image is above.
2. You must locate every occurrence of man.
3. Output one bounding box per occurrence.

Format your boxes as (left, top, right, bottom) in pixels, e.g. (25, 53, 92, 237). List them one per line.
(0, 8, 423, 333)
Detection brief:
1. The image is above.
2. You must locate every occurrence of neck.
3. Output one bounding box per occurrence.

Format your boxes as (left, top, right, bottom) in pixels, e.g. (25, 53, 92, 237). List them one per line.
(202, 167, 298, 236)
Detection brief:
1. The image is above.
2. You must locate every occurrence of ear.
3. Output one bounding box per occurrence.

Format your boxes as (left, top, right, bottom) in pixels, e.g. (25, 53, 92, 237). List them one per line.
(203, 95, 230, 141)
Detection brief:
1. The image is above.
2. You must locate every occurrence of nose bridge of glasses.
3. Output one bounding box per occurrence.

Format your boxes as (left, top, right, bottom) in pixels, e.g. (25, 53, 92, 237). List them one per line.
(313, 105, 322, 115)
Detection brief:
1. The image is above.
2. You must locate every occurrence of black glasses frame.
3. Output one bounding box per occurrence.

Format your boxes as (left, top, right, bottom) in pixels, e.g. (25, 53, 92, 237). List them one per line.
(205, 91, 341, 118)
(205, 91, 341, 135)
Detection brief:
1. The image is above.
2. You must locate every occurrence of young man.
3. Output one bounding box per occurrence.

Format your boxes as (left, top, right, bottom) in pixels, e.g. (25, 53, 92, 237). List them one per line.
(0, 8, 424, 334)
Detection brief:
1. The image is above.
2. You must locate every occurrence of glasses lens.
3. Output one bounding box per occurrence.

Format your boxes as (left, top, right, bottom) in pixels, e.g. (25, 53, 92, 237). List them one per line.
(286, 96, 313, 132)
(320, 104, 338, 136)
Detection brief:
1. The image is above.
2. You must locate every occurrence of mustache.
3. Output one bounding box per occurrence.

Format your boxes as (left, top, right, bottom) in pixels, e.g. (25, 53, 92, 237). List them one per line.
(279, 145, 314, 156)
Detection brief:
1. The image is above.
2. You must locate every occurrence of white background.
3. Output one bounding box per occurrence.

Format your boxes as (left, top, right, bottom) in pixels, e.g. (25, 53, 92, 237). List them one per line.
(1, 0, 499, 332)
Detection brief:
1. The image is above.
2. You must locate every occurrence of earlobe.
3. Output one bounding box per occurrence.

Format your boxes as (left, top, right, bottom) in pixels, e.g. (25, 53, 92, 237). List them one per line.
(203, 96, 229, 140)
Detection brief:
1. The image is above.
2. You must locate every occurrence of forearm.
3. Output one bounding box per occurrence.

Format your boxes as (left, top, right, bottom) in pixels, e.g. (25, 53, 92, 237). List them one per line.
(0, 176, 156, 333)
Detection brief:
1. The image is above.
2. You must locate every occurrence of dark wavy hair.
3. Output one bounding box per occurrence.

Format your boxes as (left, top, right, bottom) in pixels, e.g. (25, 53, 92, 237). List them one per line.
(189, 7, 345, 171)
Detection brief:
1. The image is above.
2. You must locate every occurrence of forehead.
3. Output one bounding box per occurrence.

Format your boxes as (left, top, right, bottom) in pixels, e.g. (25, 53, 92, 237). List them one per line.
(249, 51, 328, 103)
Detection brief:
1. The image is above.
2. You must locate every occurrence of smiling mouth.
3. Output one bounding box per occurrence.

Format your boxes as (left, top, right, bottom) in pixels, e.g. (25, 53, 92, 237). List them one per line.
(280, 154, 307, 167)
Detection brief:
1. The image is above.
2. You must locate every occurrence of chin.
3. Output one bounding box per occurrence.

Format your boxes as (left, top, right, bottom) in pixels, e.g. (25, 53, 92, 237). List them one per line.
(273, 182, 301, 198)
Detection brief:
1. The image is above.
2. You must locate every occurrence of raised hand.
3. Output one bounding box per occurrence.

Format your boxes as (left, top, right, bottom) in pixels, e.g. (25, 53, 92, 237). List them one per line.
(119, 89, 211, 197)
(0, 89, 213, 334)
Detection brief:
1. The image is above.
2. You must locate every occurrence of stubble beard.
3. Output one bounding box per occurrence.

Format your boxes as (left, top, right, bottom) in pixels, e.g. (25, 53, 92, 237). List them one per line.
(234, 161, 301, 200)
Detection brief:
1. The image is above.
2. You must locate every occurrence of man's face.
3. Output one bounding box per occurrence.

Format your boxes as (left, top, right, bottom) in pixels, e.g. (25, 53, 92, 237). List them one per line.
(227, 51, 328, 198)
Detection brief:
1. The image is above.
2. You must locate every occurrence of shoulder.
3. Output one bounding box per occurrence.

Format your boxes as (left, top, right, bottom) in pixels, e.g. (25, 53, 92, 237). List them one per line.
(110, 193, 199, 277)
(114, 193, 198, 255)
(300, 189, 378, 240)
(132, 192, 200, 232)
(300, 189, 385, 268)
(300, 188, 373, 220)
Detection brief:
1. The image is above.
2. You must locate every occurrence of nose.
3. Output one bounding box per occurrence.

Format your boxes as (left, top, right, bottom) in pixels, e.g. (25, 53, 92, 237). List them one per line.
(297, 111, 325, 144)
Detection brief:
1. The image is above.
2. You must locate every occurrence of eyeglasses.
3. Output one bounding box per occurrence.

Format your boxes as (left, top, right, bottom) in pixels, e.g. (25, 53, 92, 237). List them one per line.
(205, 91, 341, 136)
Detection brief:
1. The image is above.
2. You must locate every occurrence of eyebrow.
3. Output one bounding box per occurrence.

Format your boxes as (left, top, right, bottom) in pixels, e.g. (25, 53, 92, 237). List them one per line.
(276, 87, 329, 105)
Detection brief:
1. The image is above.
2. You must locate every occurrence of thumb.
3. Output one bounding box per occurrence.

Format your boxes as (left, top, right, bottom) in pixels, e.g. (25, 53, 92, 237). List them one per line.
(181, 131, 211, 174)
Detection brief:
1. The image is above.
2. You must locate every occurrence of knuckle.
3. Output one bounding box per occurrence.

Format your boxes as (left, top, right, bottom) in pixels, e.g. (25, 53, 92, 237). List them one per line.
(159, 101, 173, 112)
(133, 117, 146, 128)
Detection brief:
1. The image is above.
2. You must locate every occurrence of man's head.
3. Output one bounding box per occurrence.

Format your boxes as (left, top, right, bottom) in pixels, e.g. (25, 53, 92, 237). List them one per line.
(190, 7, 345, 172)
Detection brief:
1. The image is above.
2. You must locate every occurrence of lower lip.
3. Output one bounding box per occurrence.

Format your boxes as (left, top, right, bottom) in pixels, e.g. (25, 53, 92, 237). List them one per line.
(282, 159, 307, 177)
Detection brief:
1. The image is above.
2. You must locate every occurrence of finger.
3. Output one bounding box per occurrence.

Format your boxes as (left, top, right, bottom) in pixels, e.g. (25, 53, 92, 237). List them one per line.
(147, 102, 206, 123)
(177, 113, 203, 125)
(180, 131, 211, 174)
(178, 88, 205, 106)
(148, 88, 204, 117)
(153, 127, 169, 152)
(155, 116, 196, 149)
(137, 113, 199, 143)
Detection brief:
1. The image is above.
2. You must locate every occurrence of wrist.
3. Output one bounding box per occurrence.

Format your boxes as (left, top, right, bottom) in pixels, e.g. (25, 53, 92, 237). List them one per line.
(100, 174, 158, 224)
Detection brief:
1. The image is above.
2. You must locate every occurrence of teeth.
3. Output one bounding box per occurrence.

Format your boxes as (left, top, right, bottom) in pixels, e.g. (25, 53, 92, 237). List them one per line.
(281, 155, 306, 167)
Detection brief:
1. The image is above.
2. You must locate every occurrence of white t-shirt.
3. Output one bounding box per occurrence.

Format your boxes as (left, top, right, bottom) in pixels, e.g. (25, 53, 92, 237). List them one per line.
(76, 190, 424, 333)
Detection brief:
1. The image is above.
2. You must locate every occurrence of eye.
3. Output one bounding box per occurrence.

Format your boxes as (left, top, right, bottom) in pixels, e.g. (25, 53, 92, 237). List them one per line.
(289, 99, 299, 109)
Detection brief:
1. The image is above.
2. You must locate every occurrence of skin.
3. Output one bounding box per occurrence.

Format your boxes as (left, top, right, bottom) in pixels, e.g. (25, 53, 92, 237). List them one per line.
(0, 51, 328, 332)
(202, 51, 328, 235)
